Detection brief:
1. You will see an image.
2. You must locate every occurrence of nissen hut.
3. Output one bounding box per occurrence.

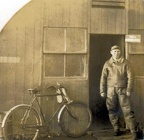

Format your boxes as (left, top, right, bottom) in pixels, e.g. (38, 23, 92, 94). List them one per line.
(0, 0, 144, 134)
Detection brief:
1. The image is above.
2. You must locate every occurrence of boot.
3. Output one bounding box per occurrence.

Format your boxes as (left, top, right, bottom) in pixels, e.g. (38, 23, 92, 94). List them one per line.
(113, 129, 120, 136)
(132, 132, 138, 140)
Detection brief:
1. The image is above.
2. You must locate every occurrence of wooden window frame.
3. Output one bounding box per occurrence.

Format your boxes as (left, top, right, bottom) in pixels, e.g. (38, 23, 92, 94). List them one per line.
(43, 27, 88, 79)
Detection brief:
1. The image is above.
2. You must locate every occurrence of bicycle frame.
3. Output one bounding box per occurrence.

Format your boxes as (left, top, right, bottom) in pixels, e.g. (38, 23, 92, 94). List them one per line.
(2, 84, 92, 139)
(21, 86, 73, 129)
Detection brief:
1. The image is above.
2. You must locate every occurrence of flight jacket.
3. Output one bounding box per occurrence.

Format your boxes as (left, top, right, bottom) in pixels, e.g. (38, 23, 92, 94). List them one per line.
(100, 57, 134, 94)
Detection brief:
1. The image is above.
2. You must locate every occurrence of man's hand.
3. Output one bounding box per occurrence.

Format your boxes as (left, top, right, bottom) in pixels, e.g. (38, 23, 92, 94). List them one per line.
(126, 92, 131, 97)
(100, 92, 106, 98)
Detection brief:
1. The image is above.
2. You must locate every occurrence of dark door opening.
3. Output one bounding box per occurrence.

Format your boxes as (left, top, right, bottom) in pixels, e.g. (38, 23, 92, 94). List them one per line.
(89, 34, 125, 124)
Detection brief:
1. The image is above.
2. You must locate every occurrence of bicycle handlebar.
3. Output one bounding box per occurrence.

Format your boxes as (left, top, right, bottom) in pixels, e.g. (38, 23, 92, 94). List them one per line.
(47, 84, 70, 102)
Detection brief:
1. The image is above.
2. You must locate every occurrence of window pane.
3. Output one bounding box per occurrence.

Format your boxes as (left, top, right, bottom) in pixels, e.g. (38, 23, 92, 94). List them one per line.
(65, 55, 85, 77)
(44, 54, 64, 77)
(43, 28, 65, 52)
(66, 29, 86, 52)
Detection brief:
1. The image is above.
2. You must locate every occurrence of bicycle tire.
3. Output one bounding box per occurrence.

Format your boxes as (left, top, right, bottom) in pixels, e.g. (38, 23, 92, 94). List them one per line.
(2, 104, 41, 140)
(59, 101, 92, 137)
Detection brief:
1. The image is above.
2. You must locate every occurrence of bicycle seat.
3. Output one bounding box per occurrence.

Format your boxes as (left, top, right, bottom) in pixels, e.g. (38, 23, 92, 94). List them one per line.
(28, 89, 40, 94)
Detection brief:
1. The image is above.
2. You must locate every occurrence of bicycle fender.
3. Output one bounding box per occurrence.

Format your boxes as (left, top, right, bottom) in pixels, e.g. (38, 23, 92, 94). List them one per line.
(1, 104, 42, 127)
(57, 101, 73, 124)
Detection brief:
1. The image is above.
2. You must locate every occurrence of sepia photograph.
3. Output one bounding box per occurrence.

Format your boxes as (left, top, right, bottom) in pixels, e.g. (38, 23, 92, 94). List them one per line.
(0, 0, 143, 140)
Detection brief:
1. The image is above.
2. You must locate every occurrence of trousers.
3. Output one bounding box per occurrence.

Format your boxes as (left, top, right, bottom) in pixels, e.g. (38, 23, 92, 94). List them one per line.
(106, 87, 136, 133)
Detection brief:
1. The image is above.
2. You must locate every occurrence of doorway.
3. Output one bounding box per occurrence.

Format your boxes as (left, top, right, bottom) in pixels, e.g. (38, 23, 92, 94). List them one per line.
(89, 34, 125, 124)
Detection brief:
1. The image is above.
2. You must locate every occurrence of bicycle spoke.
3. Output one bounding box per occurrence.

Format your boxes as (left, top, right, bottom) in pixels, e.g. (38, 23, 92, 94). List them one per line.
(3, 105, 40, 140)
(59, 102, 92, 137)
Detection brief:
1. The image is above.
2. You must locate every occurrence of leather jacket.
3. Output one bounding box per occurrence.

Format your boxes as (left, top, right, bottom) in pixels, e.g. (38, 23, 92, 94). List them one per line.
(100, 57, 134, 94)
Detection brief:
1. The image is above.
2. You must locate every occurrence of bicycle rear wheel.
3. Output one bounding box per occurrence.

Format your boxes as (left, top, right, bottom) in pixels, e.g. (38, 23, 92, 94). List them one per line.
(2, 104, 41, 140)
(59, 102, 92, 137)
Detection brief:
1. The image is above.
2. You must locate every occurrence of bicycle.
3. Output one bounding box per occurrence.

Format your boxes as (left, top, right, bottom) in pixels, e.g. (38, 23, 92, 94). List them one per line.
(2, 83, 92, 140)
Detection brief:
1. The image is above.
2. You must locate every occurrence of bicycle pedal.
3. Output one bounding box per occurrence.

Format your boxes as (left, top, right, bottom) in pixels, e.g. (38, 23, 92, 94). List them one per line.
(47, 133, 60, 138)
(39, 132, 49, 138)
(47, 135, 53, 138)
(87, 131, 94, 136)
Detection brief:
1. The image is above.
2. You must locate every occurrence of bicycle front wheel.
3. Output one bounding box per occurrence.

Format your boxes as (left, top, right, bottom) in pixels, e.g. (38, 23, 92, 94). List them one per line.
(2, 104, 41, 140)
(59, 102, 92, 137)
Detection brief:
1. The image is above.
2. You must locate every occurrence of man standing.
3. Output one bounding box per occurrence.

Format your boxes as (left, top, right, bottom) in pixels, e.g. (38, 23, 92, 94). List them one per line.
(100, 45, 137, 140)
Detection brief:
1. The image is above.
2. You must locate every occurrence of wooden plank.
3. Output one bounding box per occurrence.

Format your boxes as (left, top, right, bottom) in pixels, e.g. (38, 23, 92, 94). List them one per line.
(115, 9, 122, 33)
(128, 0, 135, 29)
(129, 54, 144, 76)
(88, 0, 92, 33)
(92, 1, 125, 7)
(101, 8, 108, 33)
(69, 0, 88, 27)
(43, 0, 55, 27)
(22, 0, 38, 103)
(43, 0, 66, 27)
(10, 6, 27, 105)
(90, 8, 101, 33)
(93, 0, 125, 2)
(132, 78, 144, 123)
(0, 32, 9, 111)
(33, 1, 43, 87)
(43, 0, 88, 28)
(0, 63, 9, 111)
(135, 2, 140, 29)
(107, 8, 116, 33)
(139, 1, 144, 29)
(51, 0, 64, 27)
(4, 29, 17, 110)
(91, 7, 126, 34)
(14, 28, 25, 105)
(128, 0, 144, 29)
(115, 9, 126, 34)
(24, 27, 34, 103)
(62, 0, 70, 26)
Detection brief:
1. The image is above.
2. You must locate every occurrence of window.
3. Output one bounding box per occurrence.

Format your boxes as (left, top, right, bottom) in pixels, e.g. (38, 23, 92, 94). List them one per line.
(43, 28, 87, 78)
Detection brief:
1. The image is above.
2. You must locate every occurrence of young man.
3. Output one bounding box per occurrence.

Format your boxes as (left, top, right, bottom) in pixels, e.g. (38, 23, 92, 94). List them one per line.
(100, 45, 137, 140)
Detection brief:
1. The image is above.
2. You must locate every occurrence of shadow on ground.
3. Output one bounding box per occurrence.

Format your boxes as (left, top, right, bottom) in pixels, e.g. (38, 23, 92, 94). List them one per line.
(38, 117, 143, 140)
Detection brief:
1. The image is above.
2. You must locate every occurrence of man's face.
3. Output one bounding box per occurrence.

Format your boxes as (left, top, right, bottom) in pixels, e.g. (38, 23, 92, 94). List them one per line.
(110, 49, 121, 59)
